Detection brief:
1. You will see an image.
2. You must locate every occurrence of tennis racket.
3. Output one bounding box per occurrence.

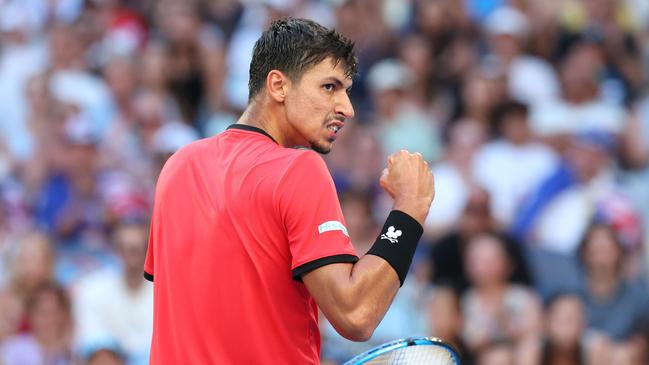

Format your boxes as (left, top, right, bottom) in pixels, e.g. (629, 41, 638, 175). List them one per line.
(343, 337, 461, 365)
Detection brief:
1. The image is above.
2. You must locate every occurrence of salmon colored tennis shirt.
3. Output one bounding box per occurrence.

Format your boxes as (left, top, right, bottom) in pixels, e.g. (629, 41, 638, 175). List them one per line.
(144, 124, 358, 364)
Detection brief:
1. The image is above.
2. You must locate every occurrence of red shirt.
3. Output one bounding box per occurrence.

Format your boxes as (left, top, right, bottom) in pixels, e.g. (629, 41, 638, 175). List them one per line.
(144, 125, 358, 364)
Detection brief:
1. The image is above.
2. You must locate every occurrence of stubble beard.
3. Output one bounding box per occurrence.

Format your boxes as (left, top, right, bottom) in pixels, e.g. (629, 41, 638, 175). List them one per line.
(309, 139, 333, 154)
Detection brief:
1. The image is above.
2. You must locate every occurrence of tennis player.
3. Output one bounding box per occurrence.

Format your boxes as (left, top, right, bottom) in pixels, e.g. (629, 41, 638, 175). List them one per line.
(144, 18, 434, 364)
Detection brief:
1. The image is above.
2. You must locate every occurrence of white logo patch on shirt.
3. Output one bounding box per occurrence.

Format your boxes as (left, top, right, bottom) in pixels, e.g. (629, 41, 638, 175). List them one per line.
(380, 226, 402, 243)
(318, 221, 349, 237)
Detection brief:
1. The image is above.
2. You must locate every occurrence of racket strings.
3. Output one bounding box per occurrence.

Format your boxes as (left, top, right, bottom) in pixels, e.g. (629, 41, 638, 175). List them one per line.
(364, 345, 457, 365)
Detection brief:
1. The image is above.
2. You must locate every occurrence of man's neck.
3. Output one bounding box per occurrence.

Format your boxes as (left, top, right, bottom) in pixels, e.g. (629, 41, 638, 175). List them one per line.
(238, 101, 289, 147)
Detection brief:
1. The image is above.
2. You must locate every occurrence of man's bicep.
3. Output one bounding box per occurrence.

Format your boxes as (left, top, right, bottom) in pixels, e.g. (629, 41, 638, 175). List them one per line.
(302, 262, 355, 316)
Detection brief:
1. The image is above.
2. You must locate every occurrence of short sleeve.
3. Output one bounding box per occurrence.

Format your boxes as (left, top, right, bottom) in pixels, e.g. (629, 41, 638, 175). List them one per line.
(277, 151, 358, 280)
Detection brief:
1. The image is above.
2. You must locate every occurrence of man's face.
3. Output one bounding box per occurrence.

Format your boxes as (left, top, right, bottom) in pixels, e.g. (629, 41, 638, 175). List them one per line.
(283, 58, 354, 154)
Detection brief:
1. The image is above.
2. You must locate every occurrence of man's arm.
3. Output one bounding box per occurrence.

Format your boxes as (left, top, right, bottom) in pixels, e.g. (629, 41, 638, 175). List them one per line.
(303, 150, 434, 341)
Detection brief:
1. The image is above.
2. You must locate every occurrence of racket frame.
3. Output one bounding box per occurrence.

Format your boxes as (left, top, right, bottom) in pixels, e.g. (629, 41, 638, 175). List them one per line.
(342, 336, 461, 365)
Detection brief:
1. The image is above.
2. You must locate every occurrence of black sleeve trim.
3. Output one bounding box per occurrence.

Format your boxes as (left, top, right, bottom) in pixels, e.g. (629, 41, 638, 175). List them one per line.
(144, 271, 154, 282)
(292, 254, 359, 281)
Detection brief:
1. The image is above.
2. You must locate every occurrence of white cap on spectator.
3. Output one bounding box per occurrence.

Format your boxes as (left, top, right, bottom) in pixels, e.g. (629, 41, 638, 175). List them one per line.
(366, 59, 413, 93)
(50, 70, 112, 109)
(152, 122, 200, 154)
(484, 6, 529, 38)
(64, 114, 99, 145)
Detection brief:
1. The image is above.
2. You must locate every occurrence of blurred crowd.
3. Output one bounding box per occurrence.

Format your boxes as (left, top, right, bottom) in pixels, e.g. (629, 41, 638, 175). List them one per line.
(0, 0, 648, 364)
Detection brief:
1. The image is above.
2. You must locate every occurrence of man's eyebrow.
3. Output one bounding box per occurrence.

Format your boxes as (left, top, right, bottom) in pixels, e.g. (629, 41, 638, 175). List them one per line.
(323, 76, 352, 89)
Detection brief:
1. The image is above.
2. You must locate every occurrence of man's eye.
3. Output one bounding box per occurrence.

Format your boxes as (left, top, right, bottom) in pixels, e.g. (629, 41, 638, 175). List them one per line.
(323, 84, 335, 91)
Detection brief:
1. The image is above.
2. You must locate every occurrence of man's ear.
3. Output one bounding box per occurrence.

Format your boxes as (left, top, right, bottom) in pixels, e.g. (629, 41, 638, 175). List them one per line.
(266, 70, 289, 103)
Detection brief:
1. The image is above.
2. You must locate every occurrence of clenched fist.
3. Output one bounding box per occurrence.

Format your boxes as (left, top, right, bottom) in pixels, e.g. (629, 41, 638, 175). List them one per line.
(379, 150, 435, 226)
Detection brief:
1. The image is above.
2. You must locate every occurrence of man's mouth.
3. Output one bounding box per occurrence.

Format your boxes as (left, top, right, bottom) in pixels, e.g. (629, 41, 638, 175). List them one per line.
(326, 121, 344, 134)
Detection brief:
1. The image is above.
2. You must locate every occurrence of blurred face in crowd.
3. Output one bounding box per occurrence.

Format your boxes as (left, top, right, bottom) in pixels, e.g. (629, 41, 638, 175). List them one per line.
(104, 57, 137, 104)
(465, 234, 511, 287)
(500, 111, 530, 145)
(581, 225, 623, 275)
(445, 36, 478, 77)
(374, 88, 407, 120)
(155, 1, 201, 44)
(584, 0, 616, 22)
(560, 43, 603, 102)
(427, 288, 463, 339)
(459, 188, 492, 236)
(133, 92, 168, 148)
(490, 33, 522, 61)
(446, 120, 486, 166)
(546, 294, 584, 349)
(399, 35, 434, 77)
(565, 140, 610, 183)
(340, 192, 374, 252)
(416, 0, 449, 36)
(462, 72, 496, 116)
(282, 58, 354, 154)
(0, 291, 23, 340)
(115, 223, 149, 274)
(29, 286, 71, 344)
(139, 42, 169, 90)
(49, 23, 83, 70)
(87, 349, 125, 365)
(12, 233, 54, 294)
(477, 343, 514, 365)
(25, 74, 50, 115)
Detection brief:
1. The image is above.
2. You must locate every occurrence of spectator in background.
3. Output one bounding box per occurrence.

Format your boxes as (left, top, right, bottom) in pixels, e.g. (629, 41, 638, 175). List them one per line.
(452, 68, 503, 131)
(473, 100, 558, 227)
(73, 220, 153, 365)
(540, 292, 590, 365)
(576, 222, 649, 364)
(18, 73, 64, 198)
(426, 286, 474, 365)
(0, 290, 24, 346)
(150, 121, 200, 177)
(1, 282, 74, 365)
(520, 0, 565, 61)
(153, 0, 226, 129)
(475, 341, 515, 365)
(433, 32, 480, 124)
(337, 190, 380, 255)
(424, 120, 486, 237)
(101, 89, 182, 187)
(461, 233, 542, 364)
(482, 6, 561, 107)
(33, 115, 120, 286)
(84, 349, 126, 365)
(412, 0, 473, 62)
(557, 0, 643, 101)
(327, 123, 385, 194)
(512, 131, 642, 256)
(7, 232, 56, 313)
(530, 40, 630, 151)
(0, 0, 49, 164)
(85, 347, 126, 365)
(429, 187, 532, 294)
(366, 58, 443, 164)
